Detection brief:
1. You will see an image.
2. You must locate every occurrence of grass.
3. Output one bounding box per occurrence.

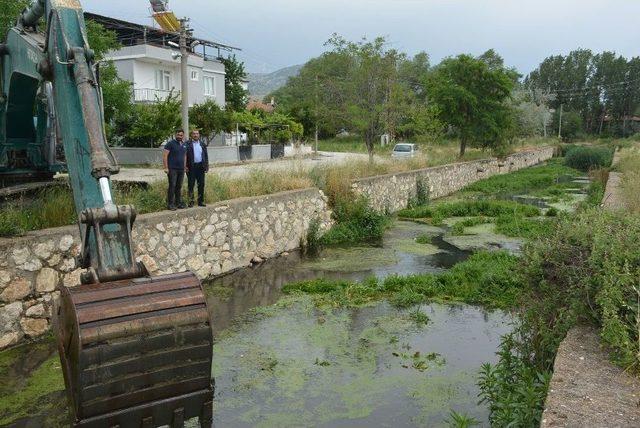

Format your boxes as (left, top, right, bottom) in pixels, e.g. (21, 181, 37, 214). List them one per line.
(618, 146, 640, 212)
(0, 138, 553, 237)
(564, 145, 614, 172)
(397, 200, 540, 225)
(463, 159, 582, 196)
(283, 250, 521, 310)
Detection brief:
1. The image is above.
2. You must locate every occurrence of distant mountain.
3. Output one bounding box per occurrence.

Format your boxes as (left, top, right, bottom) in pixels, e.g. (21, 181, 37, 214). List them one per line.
(247, 64, 303, 99)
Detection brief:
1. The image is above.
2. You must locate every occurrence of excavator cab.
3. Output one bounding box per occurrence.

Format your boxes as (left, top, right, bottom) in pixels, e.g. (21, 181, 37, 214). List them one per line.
(2, 1, 214, 426)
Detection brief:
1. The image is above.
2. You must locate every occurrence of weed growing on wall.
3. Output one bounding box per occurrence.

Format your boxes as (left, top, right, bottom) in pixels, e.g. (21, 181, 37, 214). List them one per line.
(320, 196, 389, 245)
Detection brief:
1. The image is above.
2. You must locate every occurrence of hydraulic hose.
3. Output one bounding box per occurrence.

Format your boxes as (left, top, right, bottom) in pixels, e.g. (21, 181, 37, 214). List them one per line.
(21, 0, 46, 28)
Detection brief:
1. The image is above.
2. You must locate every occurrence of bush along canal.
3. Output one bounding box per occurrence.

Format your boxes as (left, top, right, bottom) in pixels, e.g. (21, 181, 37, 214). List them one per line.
(0, 156, 605, 427)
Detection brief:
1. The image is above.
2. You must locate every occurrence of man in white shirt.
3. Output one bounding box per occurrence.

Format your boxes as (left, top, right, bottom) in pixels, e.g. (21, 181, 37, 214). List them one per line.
(186, 130, 209, 207)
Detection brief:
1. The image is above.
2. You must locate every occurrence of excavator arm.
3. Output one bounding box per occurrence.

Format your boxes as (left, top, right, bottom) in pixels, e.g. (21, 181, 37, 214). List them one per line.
(2, 2, 214, 426)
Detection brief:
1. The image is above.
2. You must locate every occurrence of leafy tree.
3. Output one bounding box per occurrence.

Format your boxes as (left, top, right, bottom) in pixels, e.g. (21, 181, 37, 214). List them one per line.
(220, 55, 248, 112)
(85, 20, 134, 143)
(190, 99, 231, 141)
(124, 92, 181, 147)
(0, 0, 29, 38)
(427, 54, 515, 156)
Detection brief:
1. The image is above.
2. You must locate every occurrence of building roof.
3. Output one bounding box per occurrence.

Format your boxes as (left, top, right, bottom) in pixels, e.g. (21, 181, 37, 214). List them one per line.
(84, 12, 240, 58)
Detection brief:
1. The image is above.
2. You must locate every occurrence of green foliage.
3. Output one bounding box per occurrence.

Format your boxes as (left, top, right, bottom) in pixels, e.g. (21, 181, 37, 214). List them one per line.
(556, 110, 584, 142)
(450, 217, 491, 235)
(408, 178, 430, 208)
(303, 218, 322, 255)
(0, 187, 76, 236)
(464, 159, 581, 195)
(414, 233, 432, 244)
(564, 146, 614, 171)
(0, 0, 29, 39)
(495, 214, 555, 239)
(526, 49, 640, 138)
(85, 20, 120, 60)
(220, 55, 249, 112)
(320, 197, 389, 245)
(190, 100, 231, 139)
(123, 92, 181, 147)
(426, 54, 516, 156)
(445, 410, 480, 428)
(283, 251, 521, 310)
(232, 109, 303, 143)
(480, 209, 640, 425)
(397, 200, 540, 224)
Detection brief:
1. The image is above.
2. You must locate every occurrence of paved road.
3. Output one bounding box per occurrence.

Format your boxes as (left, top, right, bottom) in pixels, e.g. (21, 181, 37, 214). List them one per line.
(112, 151, 376, 184)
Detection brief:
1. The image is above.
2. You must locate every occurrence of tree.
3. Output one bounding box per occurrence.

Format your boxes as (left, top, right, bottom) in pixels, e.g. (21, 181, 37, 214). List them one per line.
(0, 0, 29, 39)
(427, 54, 515, 156)
(124, 92, 181, 147)
(85, 20, 134, 143)
(220, 55, 248, 112)
(190, 100, 231, 141)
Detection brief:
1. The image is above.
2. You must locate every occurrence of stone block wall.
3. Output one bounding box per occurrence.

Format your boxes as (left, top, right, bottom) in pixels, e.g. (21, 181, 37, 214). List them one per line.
(0, 188, 332, 349)
(0, 147, 554, 350)
(351, 148, 555, 212)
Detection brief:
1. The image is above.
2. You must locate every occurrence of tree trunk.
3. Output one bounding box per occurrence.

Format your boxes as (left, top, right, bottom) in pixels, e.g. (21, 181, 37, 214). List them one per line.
(459, 138, 467, 158)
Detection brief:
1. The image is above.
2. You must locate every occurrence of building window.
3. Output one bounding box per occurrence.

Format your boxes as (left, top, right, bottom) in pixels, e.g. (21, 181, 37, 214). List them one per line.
(204, 76, 216, 97)
(155, 69, 171, 91)
(191, 70, 199, 81)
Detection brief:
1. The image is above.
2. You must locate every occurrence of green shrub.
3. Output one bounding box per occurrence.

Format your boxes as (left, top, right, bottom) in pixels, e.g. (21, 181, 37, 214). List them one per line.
(564, 146, 614, 172)
(398, 200, 540, 223)
(321, 196, 389, 245)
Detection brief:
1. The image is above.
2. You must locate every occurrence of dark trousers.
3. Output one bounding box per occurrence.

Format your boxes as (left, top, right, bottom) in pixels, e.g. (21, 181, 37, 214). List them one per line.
(187, 162, 206, 205)
(167, 169, 184, 208)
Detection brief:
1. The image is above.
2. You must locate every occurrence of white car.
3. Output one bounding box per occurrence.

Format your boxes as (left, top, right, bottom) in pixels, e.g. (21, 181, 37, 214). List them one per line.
(392, 143, 418, 158)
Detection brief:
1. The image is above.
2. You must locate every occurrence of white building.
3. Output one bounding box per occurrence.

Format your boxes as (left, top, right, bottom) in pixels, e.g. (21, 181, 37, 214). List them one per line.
(85, 13, 240, 108)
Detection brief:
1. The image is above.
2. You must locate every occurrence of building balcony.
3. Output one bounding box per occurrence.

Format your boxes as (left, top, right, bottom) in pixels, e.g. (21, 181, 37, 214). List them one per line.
(133, 88, 173, 103)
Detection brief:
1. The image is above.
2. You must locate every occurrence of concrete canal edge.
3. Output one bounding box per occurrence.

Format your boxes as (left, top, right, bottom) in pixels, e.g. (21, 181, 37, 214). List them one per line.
(541, 157, 640, 427)
(0, 147, 554, 350)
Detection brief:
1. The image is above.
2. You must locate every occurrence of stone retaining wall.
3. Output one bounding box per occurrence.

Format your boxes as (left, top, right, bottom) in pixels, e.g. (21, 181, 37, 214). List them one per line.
(0, 188, 332, 349)
(0, 147, 554, 350)
(351, 147, 555, 212)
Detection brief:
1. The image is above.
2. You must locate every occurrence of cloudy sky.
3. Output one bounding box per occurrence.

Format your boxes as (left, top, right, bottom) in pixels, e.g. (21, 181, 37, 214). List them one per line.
(80, 0, 640, 75)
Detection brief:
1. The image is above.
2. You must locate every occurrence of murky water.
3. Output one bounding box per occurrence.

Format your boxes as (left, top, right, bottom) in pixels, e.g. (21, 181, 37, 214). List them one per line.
(1, 221, 496, 427)
(208, 298, 511, 427)
(206, 221, 470, 332)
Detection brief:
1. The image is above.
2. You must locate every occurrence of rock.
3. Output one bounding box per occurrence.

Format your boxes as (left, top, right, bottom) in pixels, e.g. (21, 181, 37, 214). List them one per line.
(26, 303, 46, 318)
(0, 332, 22, 349)
(171, 236, 184, 249)
(156, 246, 168, 259)
(187, 255, 205, 272)
(33, 242, 54, 260)
(59, 235, 74, 252)
(63, 269, 83, 288)
(156, 223, 166, 232)
(47, 253, 62, 267)
(59, 258, 76, 273)
(0, 271, 11, 286)
(12, 248, 31, 265)
(252, 256, 264, 264)
(1, 278, 32, 302)
(209, 213, 219, 224)
(137, 255, 158, 273)
(19, 258, 42, 272)
(20, 318, 49, 337)
(147, 236, 159, 252)
(35, 268, 58, 293)
(282, 252, 290, 256)
(231, 219, 241, 233)
(0, 302, 24, 335)
(202, 225, 216, 240)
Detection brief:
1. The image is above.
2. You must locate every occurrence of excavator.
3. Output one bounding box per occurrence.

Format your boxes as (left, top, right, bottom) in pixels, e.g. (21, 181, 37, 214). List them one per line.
(1, 1, 214, 426)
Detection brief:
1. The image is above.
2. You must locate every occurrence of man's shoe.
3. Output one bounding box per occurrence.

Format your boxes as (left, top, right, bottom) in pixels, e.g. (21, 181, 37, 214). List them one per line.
(198, 203, 206, 207)
(169, 206, 177, 211)
(188, 202, 194, 208)
(177, 203, 187, 209)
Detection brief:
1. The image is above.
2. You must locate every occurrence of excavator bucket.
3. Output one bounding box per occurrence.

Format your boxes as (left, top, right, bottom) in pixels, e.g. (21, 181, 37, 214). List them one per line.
(54, 272, 214, 428)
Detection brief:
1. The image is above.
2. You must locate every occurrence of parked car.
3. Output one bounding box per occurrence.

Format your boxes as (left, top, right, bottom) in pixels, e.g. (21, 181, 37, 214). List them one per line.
(392, 143, 418, 158)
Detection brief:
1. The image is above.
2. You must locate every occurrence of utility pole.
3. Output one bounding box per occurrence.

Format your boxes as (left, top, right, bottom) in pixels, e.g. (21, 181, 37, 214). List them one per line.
(179, 18, 190, 134)
(558, 104, 563, 139)
(314, 75, 319, 154)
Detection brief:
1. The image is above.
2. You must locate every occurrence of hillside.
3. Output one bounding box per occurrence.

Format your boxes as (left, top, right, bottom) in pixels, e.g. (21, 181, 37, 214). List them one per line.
(247, 64, 303, 99)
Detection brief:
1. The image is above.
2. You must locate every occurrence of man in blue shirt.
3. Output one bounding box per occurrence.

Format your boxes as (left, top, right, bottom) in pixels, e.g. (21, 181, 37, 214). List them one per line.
(163, 129, 187, 210)
(186, 129, 209, 207)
